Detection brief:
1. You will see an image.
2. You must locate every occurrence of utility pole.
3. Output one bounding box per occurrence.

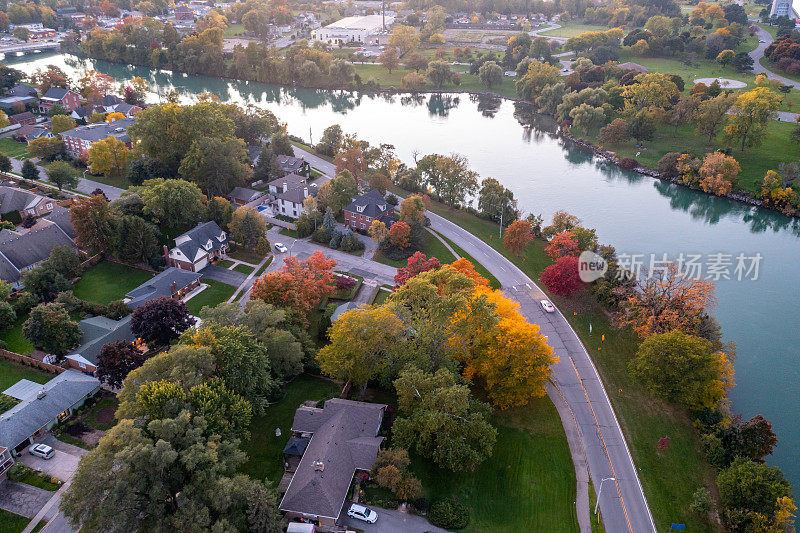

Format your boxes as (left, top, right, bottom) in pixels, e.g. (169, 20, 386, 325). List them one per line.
(309, 126, 313, 147)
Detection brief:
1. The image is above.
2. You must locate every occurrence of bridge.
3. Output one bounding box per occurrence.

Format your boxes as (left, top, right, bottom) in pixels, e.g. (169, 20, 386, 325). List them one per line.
(0, 41, 61, 55)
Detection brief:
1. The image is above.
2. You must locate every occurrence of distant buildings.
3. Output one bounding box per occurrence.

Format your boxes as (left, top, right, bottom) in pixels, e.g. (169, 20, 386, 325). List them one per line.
(60, 117, 134, 158)
(770, 0, 797, 17)
(312, 14, 395, 44)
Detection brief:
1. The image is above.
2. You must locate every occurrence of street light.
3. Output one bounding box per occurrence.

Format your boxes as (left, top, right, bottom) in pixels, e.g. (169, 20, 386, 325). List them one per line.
(594, 477, 615, 515)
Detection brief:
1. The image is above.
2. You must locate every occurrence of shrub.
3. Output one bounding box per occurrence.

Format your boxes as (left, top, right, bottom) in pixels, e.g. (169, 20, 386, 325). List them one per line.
(335, 275, 356, 291)
(1, 209, 22, 225)
(429, 498, 470, 530)
(618, 157, 639, 170)
(412, 497, 429, 513)
(386, 194, 399, 206)
(105, 300, 131, 320)
(657, 152, 683, 179)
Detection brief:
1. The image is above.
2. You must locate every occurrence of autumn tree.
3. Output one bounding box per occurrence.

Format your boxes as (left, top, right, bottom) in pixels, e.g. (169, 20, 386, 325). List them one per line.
(426, 60, 459, 90)
(88, 136, 131, 180)
(695, 92, 735, 145)
(397, 195, 426, 227)
(204, 196, 234, 230)
(503, 219, 534, 256)
(516, 59, 560, 100)
(404, 52, 429, 73)
(328, 170, 359, 213)
(629, 330, 734, 409)
(545, 231, 580, 259)
(131, 296, 195, 347)
(23, 303, 82, 360)
(50, 114, 76, 135)
(622, 73, 678, 117)
(379, 46, 400, 73)
(696, 151, 740, 195)
(251, 251, 336, 325)
(70, 194, 114, 253)
(178, 136, 251, 197)
(97, 340, 148, 388)
(228, 206, 267, 250)
(368, 219, 388, 242)
(540, 255, 584, 297)
(134, 178, 205, 232)
(389, 25, 420, 56)
(725, 87, 781, 151)
(317, 305, 404, 398)
(28, 137, 65, 162)
(478, 60, 503, 88)
(388, 221, 411, 249)
(717, 458, 793, 530)
(395, 251, 441, 286)
(669, 95, 700, 138)
(333, 147, 366, 185)
(416, 153, 478, 207)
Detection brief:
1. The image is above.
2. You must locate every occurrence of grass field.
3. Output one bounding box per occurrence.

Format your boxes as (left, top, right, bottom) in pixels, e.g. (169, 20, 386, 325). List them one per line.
(0, 358, 50, 392)
(217, 259, 234, 269)
(0, 314, 34, 354)
(374, 230, 458, 268)
(0, 509, 32, 533)
(82, 171, 131, 189)
(539, 22, 609, 38)
(233, 263, 255, 275)
(73, 261, 154, 305)
(240, 374, 340, 483)
(0, 138, 29, 158)
(229, 249, 265, 264)
(437, 232, 502, 289)
(186, 279, 236, 315)
(425, 199, 717, 532)
(84, 397, 119, 431)
(224, 23, 245, 38)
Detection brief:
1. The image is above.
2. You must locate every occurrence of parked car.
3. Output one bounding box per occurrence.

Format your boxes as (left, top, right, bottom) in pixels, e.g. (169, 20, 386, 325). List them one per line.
(274, 242, 288, 253)
(28, 443, 54, 459)
(347, 504, 378, 524)
(540, 299, 556, 313)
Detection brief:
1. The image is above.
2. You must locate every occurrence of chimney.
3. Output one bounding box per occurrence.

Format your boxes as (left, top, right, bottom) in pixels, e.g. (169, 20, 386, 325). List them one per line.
(163, 245, 169, 264)
(303, 187, 308, 199)
(282, 182, 288, 193)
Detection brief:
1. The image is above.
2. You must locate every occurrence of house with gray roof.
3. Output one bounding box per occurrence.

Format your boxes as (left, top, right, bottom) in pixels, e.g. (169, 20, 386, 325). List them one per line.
(267, 174, 318, 219)
(0, 223, 76, 288)
(227, 186, 264, 206)
(343, 189, 394, 231)
(60, 117, 134, 158)
(124, 267, 202, 309)
(280, 399, 386, 530)
(44, 205, 76, 240)
(0, 185, 56, 218)
(65, 315, 134, 373)
(39, 87, 80, 113)
(277, 154, 310, 177)
(7, 84, 38, 98)
(0, 370, 100, 455)
(165, 221, 229, 272)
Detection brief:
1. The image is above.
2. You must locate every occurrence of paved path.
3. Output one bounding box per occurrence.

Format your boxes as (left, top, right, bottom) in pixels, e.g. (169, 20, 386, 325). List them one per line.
(6, 155, 125, 199)
(200, 264, 249, 287)
(0, 479, 52, 518)
(426, 227, 461, 259)
(341, 503, 449, 533)
(750, 25, 800, 89)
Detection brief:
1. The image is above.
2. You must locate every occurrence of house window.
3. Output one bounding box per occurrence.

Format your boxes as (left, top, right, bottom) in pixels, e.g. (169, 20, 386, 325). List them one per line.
(46, 203, 52, 209)
(361, 223, 365, 229)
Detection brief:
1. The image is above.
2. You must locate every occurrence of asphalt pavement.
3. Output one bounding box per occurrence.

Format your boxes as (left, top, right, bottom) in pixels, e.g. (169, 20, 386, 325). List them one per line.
(750, 25, 800, 90)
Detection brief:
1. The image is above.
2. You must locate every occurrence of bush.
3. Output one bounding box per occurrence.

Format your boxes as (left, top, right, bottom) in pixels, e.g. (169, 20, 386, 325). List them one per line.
(335, 275, 356, 291)
(1, 209, 22, 225)
(412, 497, 429, 513)
(657, 152, 683, 179)
(618, 157, 639, 170)
(386, 194, 399, 206)
(105, 300, 131, 320)
(12, 291, 37, 314)
(428, 499, 470, 530)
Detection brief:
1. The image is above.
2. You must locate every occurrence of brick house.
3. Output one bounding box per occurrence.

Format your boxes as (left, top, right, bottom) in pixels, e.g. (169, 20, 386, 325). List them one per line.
(277, 154, 310, 177)
(60, 118, 134, 159)
(0, 186, 57, 218)
(39, 87, 81, 113)
(165, 221, 229, 272)
(8, 111, 35, 126)
(343, 189, 394, 231)
(124, 267, 203, 309)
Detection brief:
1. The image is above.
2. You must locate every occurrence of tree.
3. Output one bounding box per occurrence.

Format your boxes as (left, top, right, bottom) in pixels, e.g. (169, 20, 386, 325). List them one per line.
(242, 9, 269, 38)
(23, 303, 81, 360)
(316, 124, 342, 157)
(389, 221, 411, 249)
(569, 103, 607, 132)
(621, 73, 679, 116)
(27, 137, 65, 162)
(629, 330, 734, 409)
(178, 136, 251, 197)
(97, 340, 148, 388)
(546, 231, 580, 259)
(12, 26, 29, 42)
(328, 170, 359, 213)
(379, 46, 400, 73)
(716, 49, 735, 67)
(115, 215, 160, 265)
(416, 153, 478, 207)
(599, 118, 631, 145)
(397, 195, 427, 227)
(22, 267, 71, 302)
(50, 114, 76, 135)
(717, 457, 793, 524)
(21, 159, 38, 181)
(251, 251, 337, 325)
(669, 95, 700, 138)
(318, 305, 404, 398)
(204, 196, 234, 230)
(708, 415, 779, 469)
(389, 25, 420, 56)
(229, 206, 267, 250)
(516, 60, 560, 100)
(135, 178, 205, 231)
(393, 367, 497, 472)
(477, 178, 517, 223)
(88, 136, 131, 180)
(42, 245, 82, 280)
(131, 296, 194, 347)
(725, 87, 782, 151)
(696, 151, 740, 195)
(71, 194, 114, 254)
(540, 255, 584, 297)
(426, 60, 459, 89)
(333, 148, 366, 185)
(696, 92, 735, 145)
(404, 52, 429, 73)
(368, 219, 388, 242)
(503, 219, 533, 256)
(45, 161, 78, 191)
(395, 252, 441, 286)
(269, 130, 293, 156)
(478, 60, 503, 88)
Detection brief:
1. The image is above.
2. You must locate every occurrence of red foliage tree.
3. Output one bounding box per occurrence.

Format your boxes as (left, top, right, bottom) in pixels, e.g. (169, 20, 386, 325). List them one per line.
(545, 231, 580, 260)
(389, 221, 411, 249)
(96, 340, 148, 389)
(395, 251, 441, 286)
(540, 255, 583, 297)
(130, 296, 195, 347)
(502, 219, 533, 256)
(250, 250, 337, 324)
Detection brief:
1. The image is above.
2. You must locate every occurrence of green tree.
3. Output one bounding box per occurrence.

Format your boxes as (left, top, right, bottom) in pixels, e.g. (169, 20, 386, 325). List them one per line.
(27, 137, 65, 161)
(12, 26, 29, 42)
(416, 153, 478, 207)
(717, 457, 792, 523)
(41, 245, 82, 279)
(45, 161, 78, 191)
(477, 177, 517, 223)
(569, 103, 607, 132)
(50, 114, 76, 135)
(393, 367, 497, 472)
(269, 130, 293, 156)
(228, 206, 267, 250)
(316, 124, 343, 157)
(70, 194, 114, 254)
(515, 59, 560, 100)
(23, 303, 82, 359)
(22, 266, 71, 302)
(21, 159, 38, 181)
(426, 60, 459, 89)
(478, 60, 503, 88)
(328, 170, 358, 214)
(88, 136, 131, 180)
(178, 136, 251, 197)
(204, 196, 234, 230)
(134, 178, 205, 231)
(115, 215, 160, 265)
(379, 46, 400, 73)
(695, 92, 735, 145)
(724, 87, 782, 151)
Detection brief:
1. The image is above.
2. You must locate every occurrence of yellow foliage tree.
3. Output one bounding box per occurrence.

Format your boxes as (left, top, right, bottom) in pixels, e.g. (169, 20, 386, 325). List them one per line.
(88, 136, 131, 179)
(106, 112, 125, 122)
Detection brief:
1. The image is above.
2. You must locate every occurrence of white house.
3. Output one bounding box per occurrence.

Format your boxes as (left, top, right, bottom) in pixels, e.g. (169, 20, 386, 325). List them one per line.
(165, 221, 229, 272)
(267, 174, 318, 219)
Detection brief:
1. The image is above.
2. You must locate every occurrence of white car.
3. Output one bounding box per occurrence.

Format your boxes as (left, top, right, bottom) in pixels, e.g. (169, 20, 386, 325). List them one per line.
(347, 504, 378, 524)
(29, 443, 54, 459)
(274, 243, 288, 253)
(540, 299, 556, 313)
(759, 39, 766, 43)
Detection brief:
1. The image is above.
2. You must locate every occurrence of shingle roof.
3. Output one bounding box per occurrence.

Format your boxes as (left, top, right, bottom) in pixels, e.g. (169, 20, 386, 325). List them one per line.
(277, 155, 307, 173)
(7, 84, 38, 98)
(0, 252, 19, 284)
(124, 267, 200, 309)
(0, 186, 46, 214)
(9, 111, 34, 123)
(275, 183, 318, 205)
(0, 370, 100, 450)
(60, 117, 134, 143)
(283, 435, 310, 456)
(114, 102, 138, 115)
(41, 87, 71, 101)
(0, 223, 75, 272)
(344, 189, 388, 219)
(101, 94, 122, 107)
(280, 399, 386, 519)
(267, 173, 308, 190)
(67, 315, 134, 366)
(44, 205, 76, 239)
(172, 221, 228, 264)
(228, 187, 263, 203)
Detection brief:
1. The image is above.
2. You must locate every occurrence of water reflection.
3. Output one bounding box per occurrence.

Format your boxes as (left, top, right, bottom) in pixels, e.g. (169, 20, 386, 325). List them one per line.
(427, 94, 460, 117)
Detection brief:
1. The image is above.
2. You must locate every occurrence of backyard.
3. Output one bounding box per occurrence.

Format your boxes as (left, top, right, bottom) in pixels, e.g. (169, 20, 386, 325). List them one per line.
(72, 261, 154, 304)
(186, 279, 237, 315)
(0, 138, 28, 158)
(0, 359, 50, 393)
(0, 314, 34, 354)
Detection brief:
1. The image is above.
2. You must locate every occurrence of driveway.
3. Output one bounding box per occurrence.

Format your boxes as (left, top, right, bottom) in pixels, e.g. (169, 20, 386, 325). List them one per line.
(0, 479, 52, 518)
(341, 504, 449, 533)
(19, 447, 81, 481)
(200, 265, 249, 287)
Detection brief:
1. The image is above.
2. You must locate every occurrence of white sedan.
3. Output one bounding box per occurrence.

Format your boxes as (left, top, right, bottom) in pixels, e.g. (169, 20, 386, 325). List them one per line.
(347, 504, 378, 524)
(29, 443, 54, 459)
(540, 300, 556, 313)
(273, 243, 288, 253)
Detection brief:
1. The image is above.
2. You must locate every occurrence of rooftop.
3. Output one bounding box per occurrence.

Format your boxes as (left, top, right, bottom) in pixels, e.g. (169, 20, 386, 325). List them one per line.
(125, 267, 201, 309)
(60, 117, 134, 143)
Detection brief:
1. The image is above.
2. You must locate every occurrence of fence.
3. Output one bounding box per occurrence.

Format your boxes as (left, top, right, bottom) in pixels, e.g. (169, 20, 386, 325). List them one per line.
(0, 349, 65, 374)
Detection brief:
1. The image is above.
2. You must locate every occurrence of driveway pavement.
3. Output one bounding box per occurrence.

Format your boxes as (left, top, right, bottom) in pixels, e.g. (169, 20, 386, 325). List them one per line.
(20, 448, 80, 481)
(341, 504, 449, 533)
(0, 479, 52, 518)
(200, 264, 249, 287)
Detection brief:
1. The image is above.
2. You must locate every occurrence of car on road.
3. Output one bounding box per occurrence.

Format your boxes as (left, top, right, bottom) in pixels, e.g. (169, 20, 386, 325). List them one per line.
(347, 504, 378, 524)
(540, 299, 556, 313)
(274, 243, 288, 253)
(759, 39, 765, 43)
(29, 443, 54, 459)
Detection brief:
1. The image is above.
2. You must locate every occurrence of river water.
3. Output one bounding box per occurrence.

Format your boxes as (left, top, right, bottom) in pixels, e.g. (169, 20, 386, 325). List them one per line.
(8, 52, 800, 489)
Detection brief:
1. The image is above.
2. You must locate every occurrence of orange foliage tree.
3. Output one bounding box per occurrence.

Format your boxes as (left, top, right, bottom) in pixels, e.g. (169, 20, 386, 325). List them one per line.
(616, 262, 715, 338)
(250, 251, 337, 325)
(389, 221, 411, 249)
(502, 219, 533, 256)
(697, 151, 740, 195)
(545, 230, 580, 259)
(450, 258, 489, 287)
(334, 146, 367, 185)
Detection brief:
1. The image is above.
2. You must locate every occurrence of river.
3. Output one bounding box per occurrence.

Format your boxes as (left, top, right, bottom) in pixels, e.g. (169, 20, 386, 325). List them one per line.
(8, 52, 800, 489)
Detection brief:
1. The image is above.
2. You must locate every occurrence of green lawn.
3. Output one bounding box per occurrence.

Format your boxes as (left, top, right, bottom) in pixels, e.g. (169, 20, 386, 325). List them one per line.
(224, 23, 245, 38)
(82, 171, 132, 189)
(73, 261, 154, 305)
(228, 249, 265, 264)
(8, 464, 60, 491)
(233, 263, 255, 275)
(411, 396, 579, 532)
(186, 279, 237, 315)
(372, 286, 393, 305)
(279, 227, 300, 238)
(0, 509, 32, 533)
(240, 374, 341, 483)
(425, 200, 717, 532)
(252, 256, 272, 278)
(0, 138, 29, 158)
(0, 313, 34, 354)
(0, 358, 50, 393)
(84, 397, 119, 431)
(373, 231, 457, 268)
(217, 259, 235, 269)
(539, 21, 609, 38)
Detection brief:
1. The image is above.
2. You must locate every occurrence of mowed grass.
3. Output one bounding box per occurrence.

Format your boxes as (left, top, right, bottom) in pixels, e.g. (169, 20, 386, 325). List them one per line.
(224, 23, 245, 38)
(539, 22, 609, 38)
(411, 395, 579, 532)
(438, 232, 502, 289)
(233, 263, 255, 275)
(426, 200, 716, 532)
(240, 374, 340, 483)
(186, 279, 236, 315)
(73, 261, 154, 304)
(0, 313, 34, 354)
(0, 508, 32, 533)
(372, 231, 457, 268)
(0, 358, 50, 392)
(0, 137, 29, 158)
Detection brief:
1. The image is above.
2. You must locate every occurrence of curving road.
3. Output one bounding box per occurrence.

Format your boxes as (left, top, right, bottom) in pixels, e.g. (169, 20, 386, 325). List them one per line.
(293, 146, 656, 532)
(750, 25, 800, 89)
